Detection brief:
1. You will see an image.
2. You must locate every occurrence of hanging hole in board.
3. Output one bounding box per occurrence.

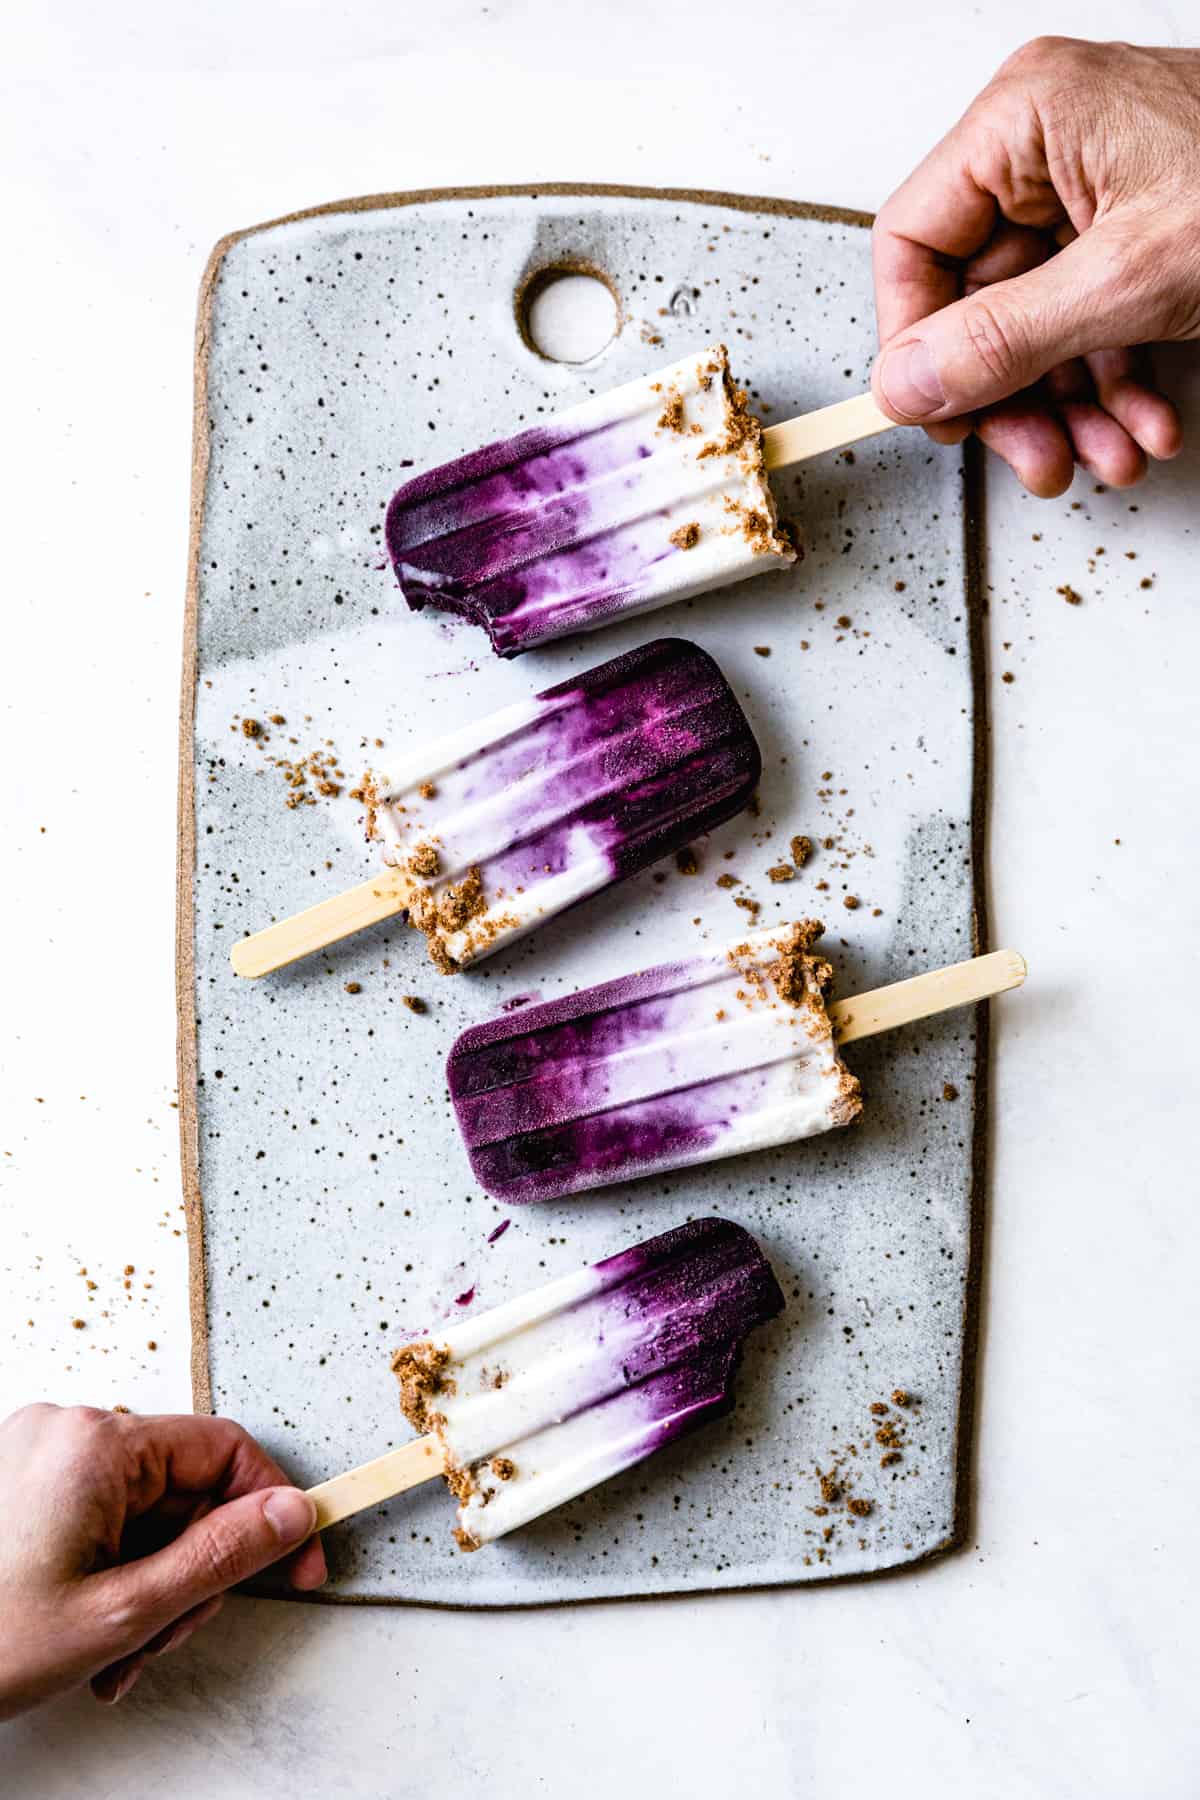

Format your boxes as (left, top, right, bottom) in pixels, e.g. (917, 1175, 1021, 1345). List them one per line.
(517, 264, 621, 364)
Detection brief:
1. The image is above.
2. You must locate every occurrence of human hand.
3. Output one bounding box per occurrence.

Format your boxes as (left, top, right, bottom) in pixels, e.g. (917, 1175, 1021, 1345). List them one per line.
(0, 1404, 325, 1718)
(871, 36, 1197, 494)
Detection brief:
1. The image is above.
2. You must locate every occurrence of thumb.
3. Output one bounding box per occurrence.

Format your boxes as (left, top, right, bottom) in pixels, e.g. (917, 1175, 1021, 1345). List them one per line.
(872, 222, 1167, 422)
(88, 1486, 316, 1660)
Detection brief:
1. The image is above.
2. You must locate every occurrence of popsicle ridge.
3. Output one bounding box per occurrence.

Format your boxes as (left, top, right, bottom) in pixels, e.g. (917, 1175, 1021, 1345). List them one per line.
(390, 1216, 784, 1548)
(447, 921, 862, 1201)
(386, 345, 796, 656)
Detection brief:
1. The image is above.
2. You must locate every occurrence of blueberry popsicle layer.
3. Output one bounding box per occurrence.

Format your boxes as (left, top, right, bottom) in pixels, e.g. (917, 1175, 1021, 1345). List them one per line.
(386, 344, 796, 656)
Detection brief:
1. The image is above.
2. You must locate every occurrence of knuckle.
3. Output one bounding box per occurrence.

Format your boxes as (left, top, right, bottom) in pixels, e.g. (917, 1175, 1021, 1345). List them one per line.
(179, 1517, 255, 1592)
(9, 1401, 58, 1427)
(1003, 35, 1079, 78)
(68, 1404, 115, 1429)
(95, 1587, 151, 1647)
(962, 297, 1027, 386)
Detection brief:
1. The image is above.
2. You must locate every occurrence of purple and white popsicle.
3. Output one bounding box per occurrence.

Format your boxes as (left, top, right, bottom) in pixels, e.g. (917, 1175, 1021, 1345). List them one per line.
(392, 1215, 783, 1548)
(386, 344, 796, 657)
(369, 637, 761, 971)
(447, 922, 863, 1200)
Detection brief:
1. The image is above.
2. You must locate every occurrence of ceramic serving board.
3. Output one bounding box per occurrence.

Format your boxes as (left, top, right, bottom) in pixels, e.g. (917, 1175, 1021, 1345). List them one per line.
(179, 185, 986, 1605)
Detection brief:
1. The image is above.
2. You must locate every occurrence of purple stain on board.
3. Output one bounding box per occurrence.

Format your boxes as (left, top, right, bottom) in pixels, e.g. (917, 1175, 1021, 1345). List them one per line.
(486, 1219, 512, 1244)
(500, 992, 542, 1013)
(454, 1285, 477, 1307)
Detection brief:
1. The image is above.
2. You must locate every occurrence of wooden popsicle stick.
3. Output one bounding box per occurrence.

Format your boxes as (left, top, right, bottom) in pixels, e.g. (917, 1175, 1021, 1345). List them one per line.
(829, 949, 1027, 1046)
(762, 391, 895, 471)
(306, 1434, 447, 1530)
(229, 870, 408, 979)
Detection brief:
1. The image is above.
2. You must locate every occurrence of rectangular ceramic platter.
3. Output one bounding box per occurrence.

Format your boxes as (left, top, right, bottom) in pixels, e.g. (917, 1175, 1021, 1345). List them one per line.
(182, 187, 983, 1605)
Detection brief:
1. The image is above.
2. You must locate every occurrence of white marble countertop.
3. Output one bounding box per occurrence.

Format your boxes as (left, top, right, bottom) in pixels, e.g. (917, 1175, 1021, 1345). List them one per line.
(3, 1, 1197, 1792)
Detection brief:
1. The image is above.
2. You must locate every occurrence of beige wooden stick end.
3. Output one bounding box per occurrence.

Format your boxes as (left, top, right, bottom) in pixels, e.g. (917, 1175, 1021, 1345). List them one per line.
(829, 949, 1026, 1046)
(763, 391, 895, 471)
(230, 870, 408, 979)
(307, 1434, 447, 1531)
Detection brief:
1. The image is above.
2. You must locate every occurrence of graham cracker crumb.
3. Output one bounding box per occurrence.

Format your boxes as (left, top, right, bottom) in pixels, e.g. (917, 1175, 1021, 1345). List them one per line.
(767, 865, 794, 883)
(669, 521, 701, 550)
(392, 1341, 453, 1435)
(408, 843, 441, 881)
(490, 1457, 516, 1481)
(790, 835, 813, 868)
(403, 995, 427, 1014)
(657, 394, 686, 432)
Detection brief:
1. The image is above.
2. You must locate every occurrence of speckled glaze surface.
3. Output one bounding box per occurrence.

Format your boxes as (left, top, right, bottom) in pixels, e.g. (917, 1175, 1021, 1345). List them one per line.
(182, 187, 984, 1605)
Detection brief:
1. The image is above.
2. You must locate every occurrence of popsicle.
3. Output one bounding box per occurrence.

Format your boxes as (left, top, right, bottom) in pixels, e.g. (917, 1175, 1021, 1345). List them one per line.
(305, 1216, 783, 1549)
(386, 342, 894, 656)
(229, 637, 760, 978)
(447, 924, 1027, 1203)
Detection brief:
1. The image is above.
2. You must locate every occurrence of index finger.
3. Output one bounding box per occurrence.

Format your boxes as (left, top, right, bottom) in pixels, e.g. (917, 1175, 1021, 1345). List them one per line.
(116, 1412, 298, 1509)
(872, 123, 999, 346)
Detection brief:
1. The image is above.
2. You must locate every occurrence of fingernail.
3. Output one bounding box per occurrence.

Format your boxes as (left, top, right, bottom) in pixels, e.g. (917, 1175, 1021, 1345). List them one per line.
(154, 1618, 198, 1657)
(263, 1487, 316, 1544)
(112, 1664, 142, 1703)
(879, 339, 945, 420)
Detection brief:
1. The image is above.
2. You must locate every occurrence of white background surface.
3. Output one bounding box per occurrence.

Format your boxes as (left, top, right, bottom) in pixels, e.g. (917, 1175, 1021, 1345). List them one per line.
(2, 1, 1197, 1793)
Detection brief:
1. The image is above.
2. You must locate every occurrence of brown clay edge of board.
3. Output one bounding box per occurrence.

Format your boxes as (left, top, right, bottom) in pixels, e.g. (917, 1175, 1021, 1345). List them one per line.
(178, 182, 988, 1605)
(178, 227, 217, 1417)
